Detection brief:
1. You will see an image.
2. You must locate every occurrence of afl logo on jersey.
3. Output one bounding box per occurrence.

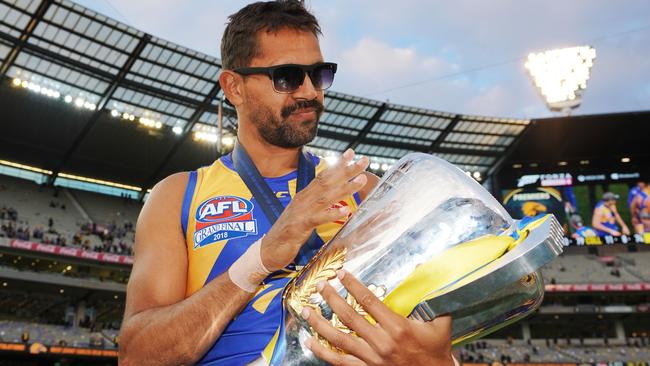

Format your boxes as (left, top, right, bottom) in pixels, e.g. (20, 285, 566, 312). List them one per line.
(193, 196, 257, 249)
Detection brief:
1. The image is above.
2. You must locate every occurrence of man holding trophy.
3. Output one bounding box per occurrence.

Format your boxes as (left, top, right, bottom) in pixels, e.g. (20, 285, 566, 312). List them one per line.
(119, 1, 563, 365)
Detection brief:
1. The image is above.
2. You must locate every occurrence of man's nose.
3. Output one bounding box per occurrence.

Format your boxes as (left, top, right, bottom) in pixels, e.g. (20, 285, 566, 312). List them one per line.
(292, 73, 319, 100)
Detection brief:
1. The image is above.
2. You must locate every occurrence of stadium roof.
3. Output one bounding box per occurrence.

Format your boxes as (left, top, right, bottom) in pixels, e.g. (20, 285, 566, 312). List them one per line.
(0, 0, 531, 190)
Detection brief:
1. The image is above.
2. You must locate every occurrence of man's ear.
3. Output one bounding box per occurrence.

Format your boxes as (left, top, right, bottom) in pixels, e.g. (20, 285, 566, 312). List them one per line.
(219, 70, 244, 106)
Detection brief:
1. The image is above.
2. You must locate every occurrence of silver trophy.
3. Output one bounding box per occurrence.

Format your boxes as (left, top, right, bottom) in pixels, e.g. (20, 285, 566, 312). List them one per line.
(267, 153, 564, 365)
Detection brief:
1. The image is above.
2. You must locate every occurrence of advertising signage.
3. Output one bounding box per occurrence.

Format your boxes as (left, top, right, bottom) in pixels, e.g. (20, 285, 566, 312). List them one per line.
(0, 342, 117, 358)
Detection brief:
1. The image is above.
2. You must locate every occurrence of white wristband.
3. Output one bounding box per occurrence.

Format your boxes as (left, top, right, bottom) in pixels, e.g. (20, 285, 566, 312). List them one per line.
(228, 238, 272, 293)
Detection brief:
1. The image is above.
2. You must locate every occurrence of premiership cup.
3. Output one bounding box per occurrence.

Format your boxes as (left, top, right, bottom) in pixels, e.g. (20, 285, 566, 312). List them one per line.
(267, 153, 564, 365)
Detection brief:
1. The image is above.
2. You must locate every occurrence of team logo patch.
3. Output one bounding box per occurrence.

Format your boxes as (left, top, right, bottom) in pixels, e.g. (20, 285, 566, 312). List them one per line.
(193, 196, 257, 249)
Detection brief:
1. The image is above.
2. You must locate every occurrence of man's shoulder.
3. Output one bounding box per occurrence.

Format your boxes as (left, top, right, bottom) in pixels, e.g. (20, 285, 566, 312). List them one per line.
(151, 172, 191, 197)
(143, 172, 192, 215)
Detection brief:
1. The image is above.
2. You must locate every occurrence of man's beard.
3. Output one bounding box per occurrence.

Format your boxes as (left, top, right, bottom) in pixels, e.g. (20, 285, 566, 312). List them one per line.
(248, 99, 324, 148)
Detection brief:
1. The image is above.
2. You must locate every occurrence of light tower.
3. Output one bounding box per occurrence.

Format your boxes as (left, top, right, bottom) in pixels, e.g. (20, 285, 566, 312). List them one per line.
(525, 46, 596, 115)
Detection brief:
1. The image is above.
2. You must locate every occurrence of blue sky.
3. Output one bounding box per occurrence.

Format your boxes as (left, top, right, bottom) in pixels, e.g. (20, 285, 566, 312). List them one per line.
(74, 0, 650, 119)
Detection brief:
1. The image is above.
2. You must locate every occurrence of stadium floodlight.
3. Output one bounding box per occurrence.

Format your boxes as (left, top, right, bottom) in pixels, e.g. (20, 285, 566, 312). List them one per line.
(172, 126, 183, 135)
(14, 77, 62, 100)
(369, 162, 380, 170)
(138, 117, 163, 129)
(194, 131, 219, 143)
(221, 135, 235, 147)
(524, 46, 596, 114)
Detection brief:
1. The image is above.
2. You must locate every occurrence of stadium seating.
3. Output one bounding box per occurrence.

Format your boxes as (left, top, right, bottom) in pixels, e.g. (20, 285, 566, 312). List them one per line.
(0, 174, 138, 254)
(0, 291, 64, 324)
(0, 320, 117, 349)
(68, 189, 139, 231)
(0, 263, 128, 288)
(541, 252, 649, 283)
(617, 252, 650, 281)
(0, 174, 84, 241)
(460, 339, 650, 363)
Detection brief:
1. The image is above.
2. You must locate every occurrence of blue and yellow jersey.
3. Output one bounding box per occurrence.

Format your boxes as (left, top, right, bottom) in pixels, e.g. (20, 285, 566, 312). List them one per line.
(180, 153, 361, 366)
(575, 226, 597, 238)
(638, 191, 650, 223)
(628, 186, 645, 208)
(593, 200, 618, 236)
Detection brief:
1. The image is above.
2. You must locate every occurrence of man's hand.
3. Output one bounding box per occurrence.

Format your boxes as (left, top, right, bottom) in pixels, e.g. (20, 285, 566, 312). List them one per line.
(621, 225, 631, 236)
(261, 149, 369, 272)
(302, 270, 455, 366)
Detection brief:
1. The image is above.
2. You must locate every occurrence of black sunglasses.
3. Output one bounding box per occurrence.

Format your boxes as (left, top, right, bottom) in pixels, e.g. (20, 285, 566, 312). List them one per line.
(233, 62, 337, 94)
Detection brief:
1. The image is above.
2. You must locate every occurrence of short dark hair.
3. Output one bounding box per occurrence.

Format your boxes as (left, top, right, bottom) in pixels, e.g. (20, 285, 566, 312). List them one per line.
(220, 0, 322, 70)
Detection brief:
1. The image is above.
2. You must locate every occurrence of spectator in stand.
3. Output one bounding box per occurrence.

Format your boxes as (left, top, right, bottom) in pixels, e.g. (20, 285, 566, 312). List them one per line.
(33, 227, 43, 240)
(16, 225, 30, 240)
(1, 206, 18, 221)
(21, 330, 29, 343)
(2, 221, 16, 238)
(592, 192, 630, 237)
(119, 241, 127, 254)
